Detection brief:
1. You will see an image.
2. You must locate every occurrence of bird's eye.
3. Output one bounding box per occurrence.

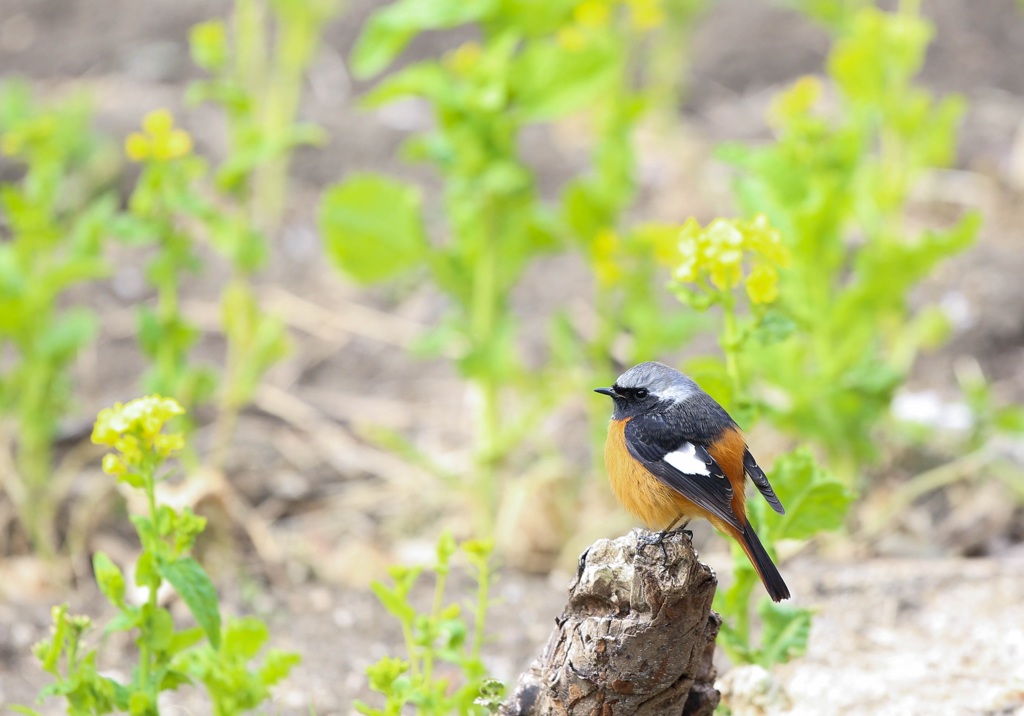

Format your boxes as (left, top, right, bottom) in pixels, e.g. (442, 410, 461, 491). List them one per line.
(635, 388, 649, 399)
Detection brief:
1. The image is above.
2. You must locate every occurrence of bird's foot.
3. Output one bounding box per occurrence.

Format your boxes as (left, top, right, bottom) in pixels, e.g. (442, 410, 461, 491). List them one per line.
(637, 530, 671, 562)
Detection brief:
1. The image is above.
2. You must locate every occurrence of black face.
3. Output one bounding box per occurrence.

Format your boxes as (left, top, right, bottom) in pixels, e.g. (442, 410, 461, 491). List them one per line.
(594, 383, 661, 420)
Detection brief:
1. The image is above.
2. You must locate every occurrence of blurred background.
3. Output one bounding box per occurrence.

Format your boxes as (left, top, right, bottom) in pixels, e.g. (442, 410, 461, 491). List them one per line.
(2, 0, 1024, 713)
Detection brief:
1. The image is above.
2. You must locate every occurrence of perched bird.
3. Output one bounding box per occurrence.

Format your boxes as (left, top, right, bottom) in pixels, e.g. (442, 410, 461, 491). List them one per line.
(595, 361, 790, 601)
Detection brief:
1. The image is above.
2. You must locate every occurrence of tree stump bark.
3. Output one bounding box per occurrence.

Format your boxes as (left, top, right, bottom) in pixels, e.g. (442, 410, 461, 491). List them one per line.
(501, 529, 721, 716)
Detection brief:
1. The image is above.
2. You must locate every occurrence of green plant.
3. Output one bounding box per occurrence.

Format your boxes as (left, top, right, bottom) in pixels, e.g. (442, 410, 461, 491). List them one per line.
(665, 215, 853, 666)
(118, 0, 339, 465)
(657, 4, 979, 665)
(185, 0, 343, 466)
(321, 0, 704, 529)
(121, 110, 217, 420)
(0, 81, 117, 557)
(718, 4, 980, 474)
(188, 0, 340, 235)
(356, 533, 503, 715)
(120, 107, 293, 471)
(17, 395, 299, 715)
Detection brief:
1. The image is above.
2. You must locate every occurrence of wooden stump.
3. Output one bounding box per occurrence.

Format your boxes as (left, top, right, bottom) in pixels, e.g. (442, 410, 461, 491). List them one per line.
(501, 529, 721, 716)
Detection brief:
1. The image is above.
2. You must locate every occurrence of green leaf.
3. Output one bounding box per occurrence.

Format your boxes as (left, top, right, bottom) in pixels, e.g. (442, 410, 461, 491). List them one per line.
(319, 174, 428, 283)
(370, 582, 417, 624)
(351, 0, 498, 78)
(360, 62, 451, 108)
(757, 600, 812, 666)
(223, 617, 268, 660)
(39, 308, 98, 361)
(353, 701, 384, 716)
(829, 8, 932, 104)
(159, 667, 194, 691)
(93, 551, 126, 607)
(259, 649, 302, 686)
(714, 567, 758, 664)
(189, 20, 228, 71)
(768, 448, 854, 541)
(168, 626, 205, 655)
(158, 557, 222, 649)
(37, 257, 109, 300)
(145, 605, 175, 652)
(513, 39, 620, 120)
(995, 406, 1024, 435)
(751, 309, 796, 346)
(104, 609, 140, 635)
(134, 548, 161, 590)
(365, 656, 409, 693)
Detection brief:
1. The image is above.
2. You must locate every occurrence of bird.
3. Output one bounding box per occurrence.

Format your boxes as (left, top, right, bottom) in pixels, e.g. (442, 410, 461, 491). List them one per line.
(595, 361, 790, 602)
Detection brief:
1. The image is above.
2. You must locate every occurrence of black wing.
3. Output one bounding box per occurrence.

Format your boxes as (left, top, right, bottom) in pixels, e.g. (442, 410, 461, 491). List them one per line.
(744, 449, 785, 514)
(624, 416, 742, 531)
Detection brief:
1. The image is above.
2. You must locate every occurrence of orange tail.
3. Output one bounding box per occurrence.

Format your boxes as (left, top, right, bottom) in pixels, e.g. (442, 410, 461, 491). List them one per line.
(734, 521, 790, 602)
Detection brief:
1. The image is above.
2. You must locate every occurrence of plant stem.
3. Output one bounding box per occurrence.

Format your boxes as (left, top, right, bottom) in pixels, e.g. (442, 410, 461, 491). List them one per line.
(253, 3, 330, 234)
(19, 358, 57, 558)
(156, 271, 180, 393)
(422, 566, 449, 683)
(20, 424, 56, 559)
(139, 457, 159, 697)
(720, 292, 744, 400)
(209, 344, 243, 473)
(471, 558, 490, 661)
(234, 0, 267, 95)
(470, 203, 502, 527)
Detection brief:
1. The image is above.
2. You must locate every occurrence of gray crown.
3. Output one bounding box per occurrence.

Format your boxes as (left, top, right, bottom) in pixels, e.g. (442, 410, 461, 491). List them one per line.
(616, 361, 700, 402)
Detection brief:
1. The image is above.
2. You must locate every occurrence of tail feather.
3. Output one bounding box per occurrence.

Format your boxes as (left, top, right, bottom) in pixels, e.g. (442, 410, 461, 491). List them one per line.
(737, 522, 790, 602)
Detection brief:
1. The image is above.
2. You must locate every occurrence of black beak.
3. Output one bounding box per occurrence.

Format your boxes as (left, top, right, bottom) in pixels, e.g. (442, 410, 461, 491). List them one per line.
(594, 387, 618, 398)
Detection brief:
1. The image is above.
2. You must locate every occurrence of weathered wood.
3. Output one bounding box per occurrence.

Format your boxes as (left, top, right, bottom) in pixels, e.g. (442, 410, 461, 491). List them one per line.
(502, 529, 721, 716)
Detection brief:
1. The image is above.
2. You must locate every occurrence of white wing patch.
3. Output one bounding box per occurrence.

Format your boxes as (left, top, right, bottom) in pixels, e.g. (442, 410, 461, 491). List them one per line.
(663, 441, 710, 476)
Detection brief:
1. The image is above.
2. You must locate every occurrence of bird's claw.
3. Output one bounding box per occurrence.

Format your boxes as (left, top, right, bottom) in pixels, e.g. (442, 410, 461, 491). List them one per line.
(637, 530, 671, 562)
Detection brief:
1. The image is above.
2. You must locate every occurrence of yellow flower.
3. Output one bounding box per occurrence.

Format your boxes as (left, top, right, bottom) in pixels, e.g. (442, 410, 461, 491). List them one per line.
(709, 262, 741, 291)
(142, 109, 174, 137)
(593, 228, 622, 286)
(92, 395, 186, 469)
(154, 432, 186, 457)
(770, 76, 822, 128)
(102, 454, 126, 476)
(672, 214, 788, 305)
(445, 41, 481, 75)
(746, 264, 780, 304)
(125, 110, 193, 163)
(124, 132, 150, 161)
(575, 0, 611, 28)
(625, 0, 664, 30)
(153, 129, 192, 161)
(557, 26, 587, 52)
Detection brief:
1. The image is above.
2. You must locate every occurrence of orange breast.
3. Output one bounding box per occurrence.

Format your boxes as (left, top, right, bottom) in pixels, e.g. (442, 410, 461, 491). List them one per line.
(605, 418, 699, 530)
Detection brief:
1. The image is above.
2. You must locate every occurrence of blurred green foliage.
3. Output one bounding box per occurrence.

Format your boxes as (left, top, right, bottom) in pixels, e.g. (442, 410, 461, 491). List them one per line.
(0, 0, 338, 557)
(356, 534, 503, 716)
(18, 396, 298, 716)
(666, 215, 854, 666)
(661, 3, 977, 668)
(718, 6, 979, 472)
(0, 82, 117, 557)
(0, 0, 1004, 700)
(188, 0, 339, 234)
(321, 0, 707, 526)
(119, 110, 218, 416)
